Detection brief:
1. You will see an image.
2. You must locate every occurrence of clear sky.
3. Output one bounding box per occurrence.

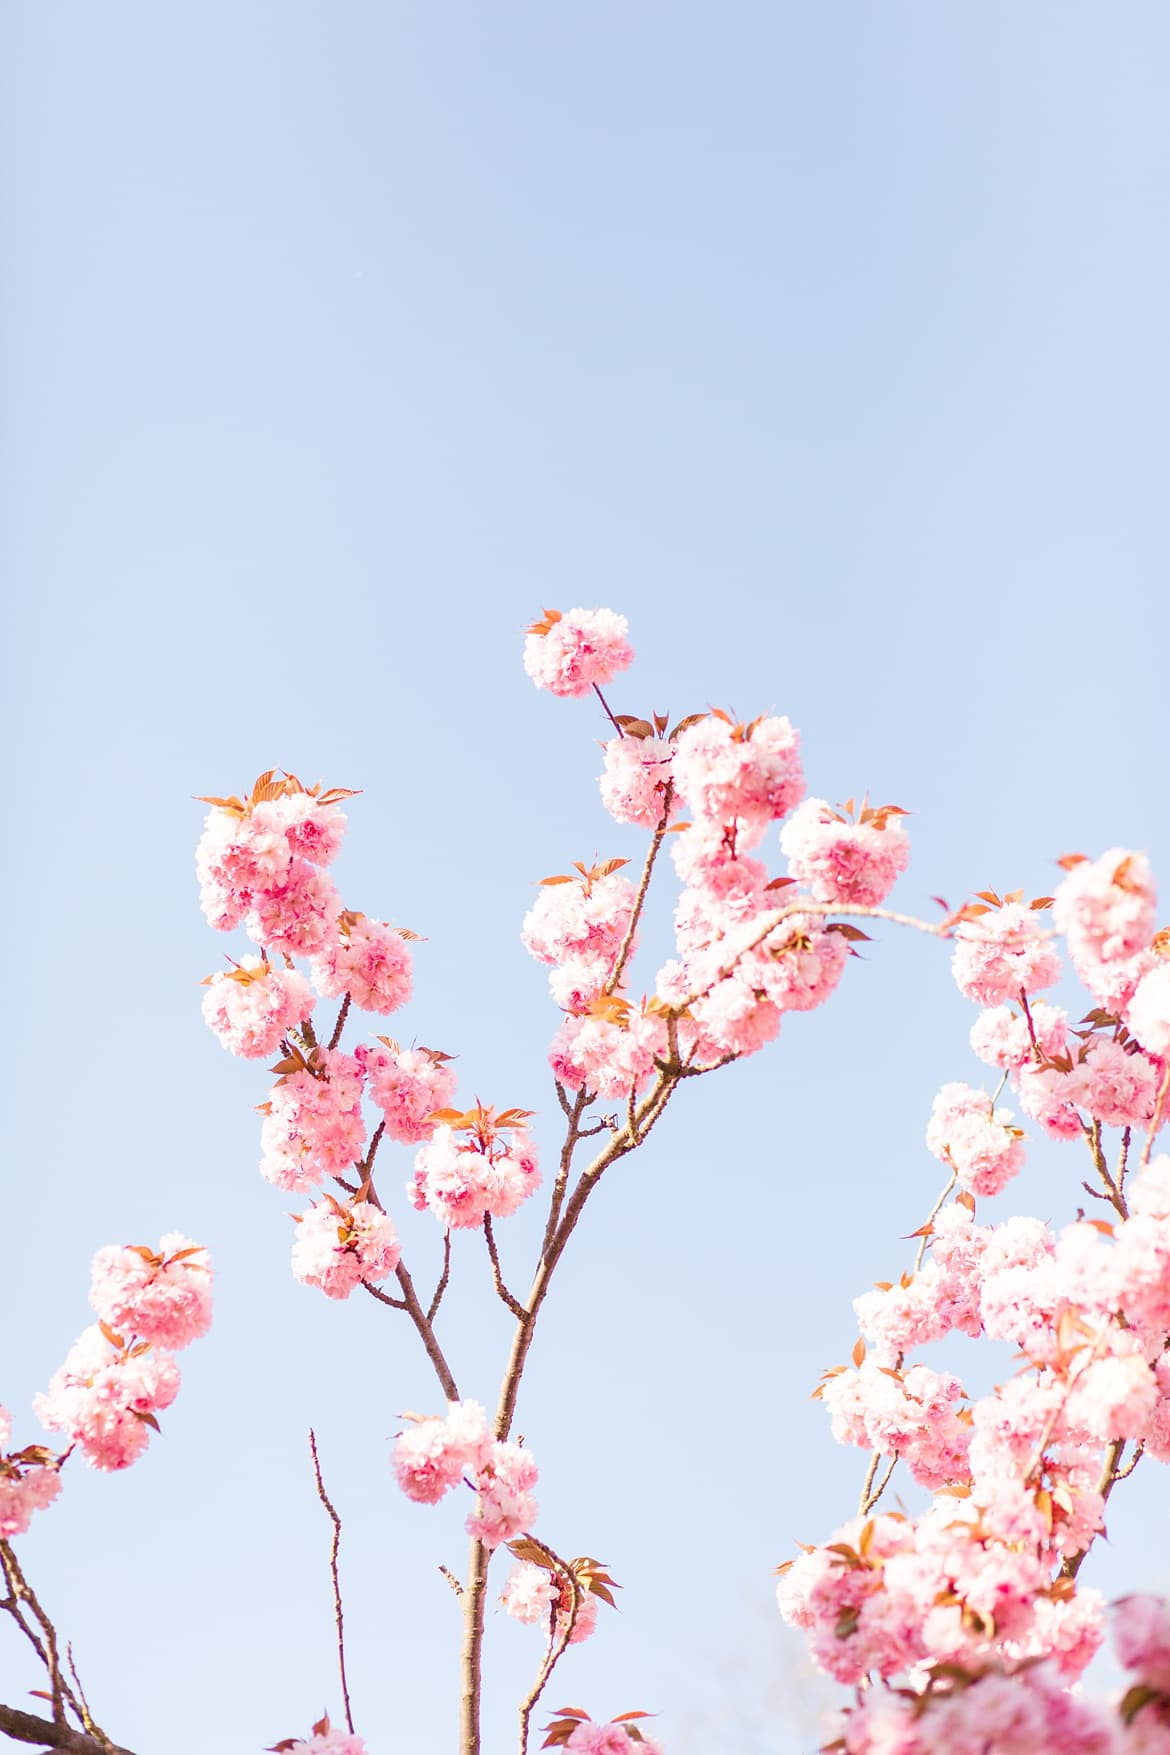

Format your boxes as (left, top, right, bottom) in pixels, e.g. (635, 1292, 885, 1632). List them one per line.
(2, 5, 1168, 1753)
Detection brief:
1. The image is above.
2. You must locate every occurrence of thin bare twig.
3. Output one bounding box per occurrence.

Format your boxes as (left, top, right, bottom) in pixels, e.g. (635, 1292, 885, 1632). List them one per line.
(361, 1280, 407, 1311)
(592, 683, 624, 737)
(861, 1455, 898, 1516)
(308, 1430, 354, 1735)
(914, 1171, 958, 1274)
(484, 1216, 528, 1321)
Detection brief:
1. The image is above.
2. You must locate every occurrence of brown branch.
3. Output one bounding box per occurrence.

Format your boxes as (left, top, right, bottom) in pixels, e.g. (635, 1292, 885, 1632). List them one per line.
(428, 1230, 452, 1324)
(308, 1430, 354, 1735)
(1062, 1437, 1135, 1579)
(605, 785, 674, 996)
(592, 683, 624, 737)
(394, 1260, 460, 1403)
(0, 1705, 134, 1754)
(679, 898, 950, 1014)
(360, 1280, 407, 1311)
(360, 1120, 386, 1181)
(860, 1455, 898, 1516)
(328, 993, 352, 1052)
(541, 1088, 589, 1259)
(1082, 1118, 1127, 1219)
(515, 1536, 581, 1755)
(484, 1217, 528, 1322)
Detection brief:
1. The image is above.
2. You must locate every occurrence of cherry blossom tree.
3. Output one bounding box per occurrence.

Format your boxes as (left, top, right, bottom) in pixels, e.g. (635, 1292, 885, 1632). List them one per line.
(3, 608, 1170, 1755)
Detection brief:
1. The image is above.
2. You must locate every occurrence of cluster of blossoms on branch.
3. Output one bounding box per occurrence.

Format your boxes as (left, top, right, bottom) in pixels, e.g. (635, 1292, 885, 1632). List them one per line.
(182, 605, 925, 1750)
(1, 1233, 211, 1563)
(778, 837, 1170, 1750)
(18, 604, 1168, 1755)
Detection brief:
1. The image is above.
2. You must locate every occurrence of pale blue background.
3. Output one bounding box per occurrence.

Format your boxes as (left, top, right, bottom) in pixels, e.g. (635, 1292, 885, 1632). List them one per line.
(2, 5, 1168, 1752)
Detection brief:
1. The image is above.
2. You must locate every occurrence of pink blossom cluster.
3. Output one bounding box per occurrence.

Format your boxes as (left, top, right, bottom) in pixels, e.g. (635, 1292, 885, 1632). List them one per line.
(792, 1141, 1170, 1729)
(809, 1596, 1170, 1752)
(780, 798, 910, 907)
(0, 1406, 62, 1538)
(259, 1049, 367, 1192)
(89, 1234, 212, 1351)
(820, 1362, 972, 1489)
(201, 957, 316, 1059)
(657, 876, 849, 1063)
(949, 870, 1167, 1145)
(33, 1237, 212, 1472)
(197, 774, 351, 953)
(952, 897, 1063, 1005)
(925, 1081, 1027, 1197)
(310, 910, 413, 1015)
(523, 607, 634, 699)
(561, 1724, 664, 1754)
(522, 861, 637, 1010)
(550, 1000, 667, 1100)
(1055, 850, 1158, 1008)
(599, 731, 678, 828)
(34, 1327, 181, 1472)
(409, 1110, 539, 1229)
(290, 1195, 400, 1299)
(830, 1662, 1119, 1755)
(499, 1561, 599, 1645)
(670, 710, 803, 847)
(355, 1041, 457, 1143)
(392, 1400, 539, 1549)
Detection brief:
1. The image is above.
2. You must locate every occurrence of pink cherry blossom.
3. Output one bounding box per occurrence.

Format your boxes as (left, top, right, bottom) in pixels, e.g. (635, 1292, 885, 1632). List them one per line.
(1055, 848, 1157, 967)
(970, 1000, 1068, 1071)
(201, 957, 316, 1059)
(0, 1409, 62, 1538)
(925, 1081, 1027, 1197)
(521, 864, 636, 973)
(392, 1400, 490, 1504)
(1066, 1036, 1161, 1130)
(89, 1234, 212, 1350)
(1115, 1595, 1170, 1691)
(466, 1438, 539, 1548)
(259, 1050, 367, 1193)
(310, 912, 413, 1015)
(599, 733, 677, 827)
(34, 1326, 180, 1472)
(356, 1041, 457, 1143)
(523, 608, 634, 698)
(671, 711, 803, 839)
(780, 798, 910, 906)
(291, 1196, 400, 1299)
(1126, 962, 1170, 1060)
(951, 900, 1062, 1006)
(409, 1117, 539, 1229)
(246, 858, 342, 957)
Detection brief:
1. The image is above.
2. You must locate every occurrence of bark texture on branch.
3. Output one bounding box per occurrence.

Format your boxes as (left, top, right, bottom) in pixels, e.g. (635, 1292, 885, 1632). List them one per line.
(0, 1703, 136, 1754)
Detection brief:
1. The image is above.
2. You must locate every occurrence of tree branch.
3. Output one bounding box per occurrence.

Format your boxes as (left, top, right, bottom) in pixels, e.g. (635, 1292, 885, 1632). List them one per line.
(308, 1430, 354, 1735)
(0, 1706, 135, 1755)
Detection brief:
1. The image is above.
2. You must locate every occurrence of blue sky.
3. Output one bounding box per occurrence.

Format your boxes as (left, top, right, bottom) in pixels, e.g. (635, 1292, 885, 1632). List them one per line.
(2, 6, 1169, 1752)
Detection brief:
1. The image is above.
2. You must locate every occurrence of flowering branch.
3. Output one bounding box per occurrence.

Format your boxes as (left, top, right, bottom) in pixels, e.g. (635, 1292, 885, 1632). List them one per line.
(514, 1535, 582, 1755)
